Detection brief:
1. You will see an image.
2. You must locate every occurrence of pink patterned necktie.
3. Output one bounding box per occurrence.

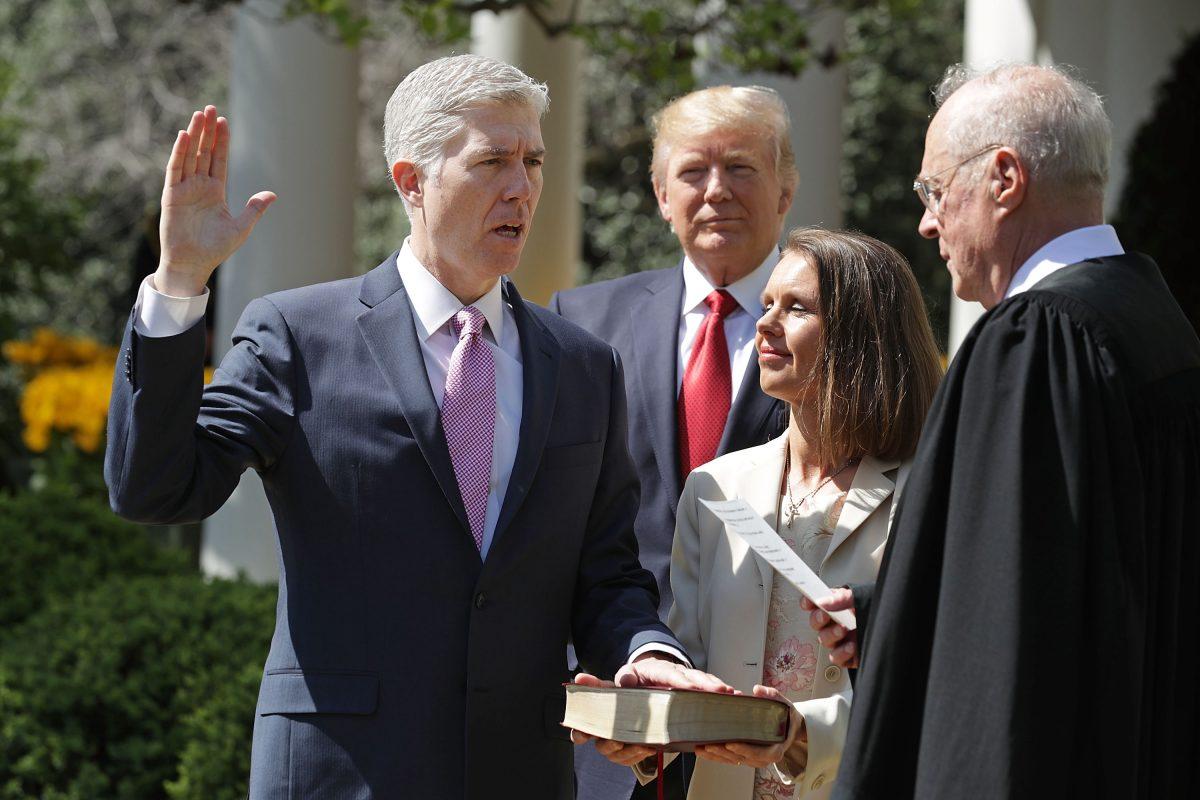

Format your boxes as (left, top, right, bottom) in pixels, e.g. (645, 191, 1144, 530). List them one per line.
(440, 306, 496, 552)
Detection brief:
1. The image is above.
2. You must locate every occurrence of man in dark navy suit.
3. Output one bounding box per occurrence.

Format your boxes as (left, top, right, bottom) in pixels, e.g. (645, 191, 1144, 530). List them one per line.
(105, 55, 727, 800)
(552, 85, 795, 800)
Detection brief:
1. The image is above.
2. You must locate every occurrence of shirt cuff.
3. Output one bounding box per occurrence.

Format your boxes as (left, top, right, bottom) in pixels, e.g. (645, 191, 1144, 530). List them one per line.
(627, 642, 692, 668)
(134, 275, 209, 337)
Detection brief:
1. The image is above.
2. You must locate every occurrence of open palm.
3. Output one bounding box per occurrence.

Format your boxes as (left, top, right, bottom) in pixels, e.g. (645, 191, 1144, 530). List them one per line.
(157, 105, 275, 296)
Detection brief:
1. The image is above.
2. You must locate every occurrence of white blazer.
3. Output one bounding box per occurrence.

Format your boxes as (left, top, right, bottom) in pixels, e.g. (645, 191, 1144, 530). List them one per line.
(659, 434, 903, 800)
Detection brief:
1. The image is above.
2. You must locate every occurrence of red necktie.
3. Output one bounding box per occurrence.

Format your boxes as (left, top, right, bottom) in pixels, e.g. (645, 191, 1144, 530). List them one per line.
(678, 289, 737, 479)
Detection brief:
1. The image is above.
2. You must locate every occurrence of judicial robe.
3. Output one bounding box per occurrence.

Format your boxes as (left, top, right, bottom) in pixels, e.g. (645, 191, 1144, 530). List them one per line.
(834, 254, 1200, 799)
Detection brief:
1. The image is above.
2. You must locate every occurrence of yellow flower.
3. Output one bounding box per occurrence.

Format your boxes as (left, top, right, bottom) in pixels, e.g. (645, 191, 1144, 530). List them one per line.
(6, 327, 205, 455)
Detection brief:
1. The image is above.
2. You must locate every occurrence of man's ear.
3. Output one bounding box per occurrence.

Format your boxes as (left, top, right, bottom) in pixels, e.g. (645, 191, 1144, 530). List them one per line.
(991, 148, 1027, 214)
(653, 176, 672, 224)
(392, 160, 424, 209)
(778, 179, 797, 216)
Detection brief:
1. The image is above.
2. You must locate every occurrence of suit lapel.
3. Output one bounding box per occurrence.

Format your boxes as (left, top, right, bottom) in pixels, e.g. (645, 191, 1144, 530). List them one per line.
(736, 435, 788, 612)
(718, 359, 784, 456)
(493, 279, 560, 545)
(355, 256, 470, 536)
(628, 266, 685, 513)
(821, 455, 898, 568)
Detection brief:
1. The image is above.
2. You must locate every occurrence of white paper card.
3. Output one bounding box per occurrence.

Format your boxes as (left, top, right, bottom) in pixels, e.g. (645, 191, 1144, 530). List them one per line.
(699, 498, 856, 630)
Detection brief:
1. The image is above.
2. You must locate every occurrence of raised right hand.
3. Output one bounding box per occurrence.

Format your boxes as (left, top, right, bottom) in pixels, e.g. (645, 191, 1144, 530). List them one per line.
(154, 105, 276, 297)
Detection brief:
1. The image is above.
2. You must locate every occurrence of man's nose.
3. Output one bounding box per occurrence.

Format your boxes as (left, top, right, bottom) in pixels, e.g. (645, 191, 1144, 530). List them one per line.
(918, 206, 939, 239)
(703, 166, 733, 203)
(505, 163, 533, 202)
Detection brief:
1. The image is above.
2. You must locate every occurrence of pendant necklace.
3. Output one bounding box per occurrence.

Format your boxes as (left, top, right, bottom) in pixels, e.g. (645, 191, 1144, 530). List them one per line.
(784, 446, 859, 525)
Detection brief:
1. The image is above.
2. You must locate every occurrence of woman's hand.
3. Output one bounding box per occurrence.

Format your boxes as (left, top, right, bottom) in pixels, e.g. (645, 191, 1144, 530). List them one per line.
(693, 685, 806, 771)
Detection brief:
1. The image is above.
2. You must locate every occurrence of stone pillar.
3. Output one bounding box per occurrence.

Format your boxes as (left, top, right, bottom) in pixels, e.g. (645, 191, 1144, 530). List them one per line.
(701, 10, 847, 233)
(472, 2, 584, 304)
(948, 0, 1039, 354)
(201, 0, 359, 582)
(777, 11, 848, 233)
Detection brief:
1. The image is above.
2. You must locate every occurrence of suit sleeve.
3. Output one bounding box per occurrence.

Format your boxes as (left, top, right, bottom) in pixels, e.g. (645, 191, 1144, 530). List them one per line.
(105, 297, 297, 524)
(570, 347, 683, 678)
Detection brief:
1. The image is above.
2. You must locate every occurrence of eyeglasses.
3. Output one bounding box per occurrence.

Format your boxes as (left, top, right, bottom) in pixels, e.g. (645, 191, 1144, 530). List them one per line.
(913, 144, 1002, 216)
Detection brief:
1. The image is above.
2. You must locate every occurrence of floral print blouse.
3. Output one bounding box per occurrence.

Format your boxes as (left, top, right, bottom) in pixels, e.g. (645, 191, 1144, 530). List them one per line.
(753, 490, 845, 800)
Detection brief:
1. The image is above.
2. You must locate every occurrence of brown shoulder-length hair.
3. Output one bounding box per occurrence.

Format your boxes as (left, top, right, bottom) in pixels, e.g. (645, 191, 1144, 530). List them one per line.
(783, 227, 943, 467)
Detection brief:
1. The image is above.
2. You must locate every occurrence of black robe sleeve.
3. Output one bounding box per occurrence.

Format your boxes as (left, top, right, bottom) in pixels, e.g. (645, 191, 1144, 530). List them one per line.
(833, 293, 1167, 799)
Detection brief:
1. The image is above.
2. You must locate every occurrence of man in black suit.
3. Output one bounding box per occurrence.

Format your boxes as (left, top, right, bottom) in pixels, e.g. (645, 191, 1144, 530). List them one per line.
(552, 85, 795, 800)
(814, 64, 1200, 799)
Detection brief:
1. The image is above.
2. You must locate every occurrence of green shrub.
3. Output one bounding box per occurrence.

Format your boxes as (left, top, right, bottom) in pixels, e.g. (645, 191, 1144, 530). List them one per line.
(166, 661, 269, 800)
(0, 487, 191, 632)
(0, 575, 275, 799)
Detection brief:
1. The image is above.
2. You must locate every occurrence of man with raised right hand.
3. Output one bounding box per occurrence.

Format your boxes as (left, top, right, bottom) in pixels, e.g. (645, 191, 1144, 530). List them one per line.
(105, 54, 721, 800)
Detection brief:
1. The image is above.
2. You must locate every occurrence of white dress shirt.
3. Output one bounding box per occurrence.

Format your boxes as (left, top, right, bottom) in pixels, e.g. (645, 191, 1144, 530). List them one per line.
(1004, 224, 1125, 300)
(394, 241, 523, 560)
(677, 250, 779, 399)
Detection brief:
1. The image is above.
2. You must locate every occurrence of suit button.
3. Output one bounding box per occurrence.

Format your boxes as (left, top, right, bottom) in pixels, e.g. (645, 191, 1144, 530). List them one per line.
(824, 665, 842, 682)
(474, 592, 486, 609)
(811, 774, 825, 790)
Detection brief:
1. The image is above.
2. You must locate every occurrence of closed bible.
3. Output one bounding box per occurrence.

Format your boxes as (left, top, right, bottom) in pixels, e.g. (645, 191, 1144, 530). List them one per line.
(561, 684, 789, 752)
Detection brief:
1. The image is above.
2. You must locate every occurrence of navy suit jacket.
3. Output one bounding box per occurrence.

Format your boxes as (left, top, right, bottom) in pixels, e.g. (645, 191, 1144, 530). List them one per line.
(550, 264, 786, 800)
(105, 254, 682, 800)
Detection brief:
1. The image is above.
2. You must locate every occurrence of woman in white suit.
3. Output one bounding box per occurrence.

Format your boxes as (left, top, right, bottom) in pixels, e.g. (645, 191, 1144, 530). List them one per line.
(602, 228, 942, 799)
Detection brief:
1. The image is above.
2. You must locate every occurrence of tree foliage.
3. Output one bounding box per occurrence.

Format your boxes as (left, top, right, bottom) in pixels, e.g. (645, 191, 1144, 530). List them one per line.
(1115, 31, 1199, 333)
(841, 0, 961, 349)
(0, 0, 232, 342)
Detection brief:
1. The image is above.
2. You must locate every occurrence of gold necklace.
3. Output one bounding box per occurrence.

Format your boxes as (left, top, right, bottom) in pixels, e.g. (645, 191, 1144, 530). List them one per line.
(784, 446, 858, 524)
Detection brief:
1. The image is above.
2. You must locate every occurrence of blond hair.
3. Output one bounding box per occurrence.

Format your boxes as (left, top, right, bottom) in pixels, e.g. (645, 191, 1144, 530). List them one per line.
(649, 86, 798, 190)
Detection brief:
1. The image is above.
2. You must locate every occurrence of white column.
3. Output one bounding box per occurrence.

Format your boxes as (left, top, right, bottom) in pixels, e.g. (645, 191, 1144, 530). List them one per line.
(201, 0, 359, 582)
(781, 11, 848, 232)
(948, 0, 1040, 354)
(472, 3, 584, 304)
(701, 10, 847, 232)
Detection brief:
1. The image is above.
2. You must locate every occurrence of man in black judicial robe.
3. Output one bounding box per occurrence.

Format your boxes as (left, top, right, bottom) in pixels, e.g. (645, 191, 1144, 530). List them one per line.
(821, 64, 1200, 799)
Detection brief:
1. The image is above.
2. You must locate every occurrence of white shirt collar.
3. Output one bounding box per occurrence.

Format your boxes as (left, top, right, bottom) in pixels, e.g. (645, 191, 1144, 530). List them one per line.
(681, 249, 780, 318)
(1004, 224, 1125, 299)
(396, 238, 506, 343)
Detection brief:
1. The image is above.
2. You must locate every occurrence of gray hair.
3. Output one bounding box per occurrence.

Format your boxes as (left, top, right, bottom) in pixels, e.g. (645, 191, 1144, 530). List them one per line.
(933, 63, 1111, 199)
(383, 54, 549, 208)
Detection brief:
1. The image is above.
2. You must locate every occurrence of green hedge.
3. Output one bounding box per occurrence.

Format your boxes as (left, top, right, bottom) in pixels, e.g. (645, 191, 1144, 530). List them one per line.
(0, 575, 275, 800)
(0, 487, 190, 632)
